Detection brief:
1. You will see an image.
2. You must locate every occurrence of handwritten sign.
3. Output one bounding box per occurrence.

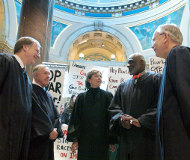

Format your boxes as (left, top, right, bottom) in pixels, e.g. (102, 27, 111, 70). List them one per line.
(66, 62, 108, 96)
(149, 57, 165, 74)
(54, 124, 77, 160)
(108, 66, 131, 95)
(43, 62, 68, 108)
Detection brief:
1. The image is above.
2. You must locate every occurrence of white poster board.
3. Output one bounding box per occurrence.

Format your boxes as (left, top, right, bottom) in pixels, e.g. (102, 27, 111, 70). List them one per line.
(107, 66, 131, 95)
(54, 124, 77, 160)
(149, 57, 165, 74)
(43, 62, 68, 108)
(66, 62, 108, 96)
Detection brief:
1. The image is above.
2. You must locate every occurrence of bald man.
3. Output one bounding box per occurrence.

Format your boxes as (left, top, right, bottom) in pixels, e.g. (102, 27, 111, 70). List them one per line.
(108, 53, 162, 160)
(152, 24, 190, 160)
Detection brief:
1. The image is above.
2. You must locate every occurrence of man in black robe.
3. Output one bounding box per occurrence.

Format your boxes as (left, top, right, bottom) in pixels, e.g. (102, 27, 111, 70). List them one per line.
(0, 37, 41, 160)
(28, 64, 63, 160)
(108, 53, 161, 160)
(152, 24, 190, 160)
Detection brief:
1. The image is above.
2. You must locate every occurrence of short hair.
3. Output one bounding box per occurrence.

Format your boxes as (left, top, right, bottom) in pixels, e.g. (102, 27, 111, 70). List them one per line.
(156, 24, 183, 45)
(61, 102, 68, 109)
(14, 36, 41, 54)
(85, 69, 102, 89)
(129, 53, 146, 68)
(33, 64, 48, 74)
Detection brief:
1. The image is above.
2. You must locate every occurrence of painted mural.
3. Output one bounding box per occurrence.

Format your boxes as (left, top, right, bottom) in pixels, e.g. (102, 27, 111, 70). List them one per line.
(51, 21, 68, 46)
(130, 6, 185, 50)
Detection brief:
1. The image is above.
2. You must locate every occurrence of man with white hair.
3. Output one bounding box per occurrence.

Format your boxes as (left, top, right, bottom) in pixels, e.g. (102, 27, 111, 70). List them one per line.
(152, 24, 190, 160)
(28, 64, 63, 160)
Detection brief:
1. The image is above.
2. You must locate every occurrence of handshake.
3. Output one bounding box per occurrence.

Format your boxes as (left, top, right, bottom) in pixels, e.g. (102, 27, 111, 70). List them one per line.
(120, 114, 141, 129)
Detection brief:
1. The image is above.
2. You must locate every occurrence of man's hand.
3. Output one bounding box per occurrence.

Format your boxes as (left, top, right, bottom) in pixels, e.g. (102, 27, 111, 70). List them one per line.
(71, 142, 78, 153)
(109, 144, 116, 152)
(120, 115, 132, 129)
(120, 114, 141, 128)
(130, 118, 141, 128)
(49, 128, 58, 140)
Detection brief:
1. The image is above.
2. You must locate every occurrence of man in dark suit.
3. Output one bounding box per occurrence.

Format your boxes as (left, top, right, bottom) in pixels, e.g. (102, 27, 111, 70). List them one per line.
(152, 24, 190, 160)
(0, 37, 41, 160)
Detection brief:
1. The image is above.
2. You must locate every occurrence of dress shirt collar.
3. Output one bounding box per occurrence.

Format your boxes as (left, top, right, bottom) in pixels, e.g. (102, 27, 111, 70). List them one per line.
(14, 55, 25, 69)
(33, 80, 47, 91)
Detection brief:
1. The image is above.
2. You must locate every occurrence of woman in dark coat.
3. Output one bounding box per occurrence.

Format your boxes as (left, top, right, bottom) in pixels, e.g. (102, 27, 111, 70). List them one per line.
(67, 69, 113, 160)
(61, 94, 77, 125)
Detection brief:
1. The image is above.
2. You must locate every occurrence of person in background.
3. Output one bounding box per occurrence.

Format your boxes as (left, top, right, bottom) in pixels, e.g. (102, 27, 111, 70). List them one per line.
(61, 94, 77, 125)
(59, 103, 66, 115)
(0, 37, 40, 160)
(67, 69, 115, 160)
(28, 64, 63, 160)
(152, 24, 190, 160)
(108, 53, 162, 160)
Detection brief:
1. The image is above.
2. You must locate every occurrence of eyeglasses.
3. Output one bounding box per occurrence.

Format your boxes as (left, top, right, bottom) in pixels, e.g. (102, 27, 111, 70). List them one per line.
(152, 32, 166, 45)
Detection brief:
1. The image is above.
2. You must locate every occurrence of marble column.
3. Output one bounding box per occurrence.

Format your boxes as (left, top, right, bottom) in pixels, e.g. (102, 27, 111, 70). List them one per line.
(17, 0, 55, 79)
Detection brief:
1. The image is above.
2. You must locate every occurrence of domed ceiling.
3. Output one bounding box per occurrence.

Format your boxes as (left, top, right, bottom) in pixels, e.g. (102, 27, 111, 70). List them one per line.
(55, 0, 168, 17)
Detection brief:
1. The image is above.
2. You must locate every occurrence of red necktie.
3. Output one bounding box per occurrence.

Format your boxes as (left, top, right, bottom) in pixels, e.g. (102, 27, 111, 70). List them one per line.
(132, 73, 141, 79)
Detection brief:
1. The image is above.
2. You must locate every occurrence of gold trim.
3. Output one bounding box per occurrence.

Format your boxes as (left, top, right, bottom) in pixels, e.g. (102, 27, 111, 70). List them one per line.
(53, 19, 71, 26)
(0, 40, 14, 53)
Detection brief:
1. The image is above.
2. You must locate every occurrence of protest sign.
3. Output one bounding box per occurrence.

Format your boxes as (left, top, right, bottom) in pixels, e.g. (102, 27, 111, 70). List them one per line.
(54, 124, 77, 160)
(149, 57, 165, 74)
(108, 66, 131, 95)
(66, 62, 108, 96)
(43, 62, 68, 108)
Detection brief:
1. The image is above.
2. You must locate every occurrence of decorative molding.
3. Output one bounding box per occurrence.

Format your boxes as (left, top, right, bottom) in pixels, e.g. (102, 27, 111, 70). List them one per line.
(55, 0, 159, 16)
(0, 40, 14, 53)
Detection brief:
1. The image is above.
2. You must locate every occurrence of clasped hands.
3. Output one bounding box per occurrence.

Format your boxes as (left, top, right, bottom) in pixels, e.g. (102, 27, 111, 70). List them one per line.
(120, 114, 141, 129)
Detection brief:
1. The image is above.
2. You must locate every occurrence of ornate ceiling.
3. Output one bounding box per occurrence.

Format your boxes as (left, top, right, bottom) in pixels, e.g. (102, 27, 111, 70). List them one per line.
(55, 0, 160, 15)
(68, 31, 126, 62)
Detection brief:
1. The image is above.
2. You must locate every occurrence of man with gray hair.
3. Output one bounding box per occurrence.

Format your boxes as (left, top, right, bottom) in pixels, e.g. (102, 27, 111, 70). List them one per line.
(28, 64, 63, 160)
(152, 24, 190, 160)
(0, 36, 40, 160)
(108, 53, 161, 160)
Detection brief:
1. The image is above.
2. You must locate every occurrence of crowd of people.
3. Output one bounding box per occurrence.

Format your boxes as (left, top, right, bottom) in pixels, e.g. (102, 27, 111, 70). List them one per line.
(0, 23, 190, 160)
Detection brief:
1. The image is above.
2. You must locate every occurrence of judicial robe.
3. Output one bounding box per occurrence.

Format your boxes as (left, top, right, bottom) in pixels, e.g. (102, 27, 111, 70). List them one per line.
(0, 53, 32, 160)
(67, 87, 113, 160)
(156, 46, 190, 160)
(109, 72, 161, 160)
(28, 84, 62, 160)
